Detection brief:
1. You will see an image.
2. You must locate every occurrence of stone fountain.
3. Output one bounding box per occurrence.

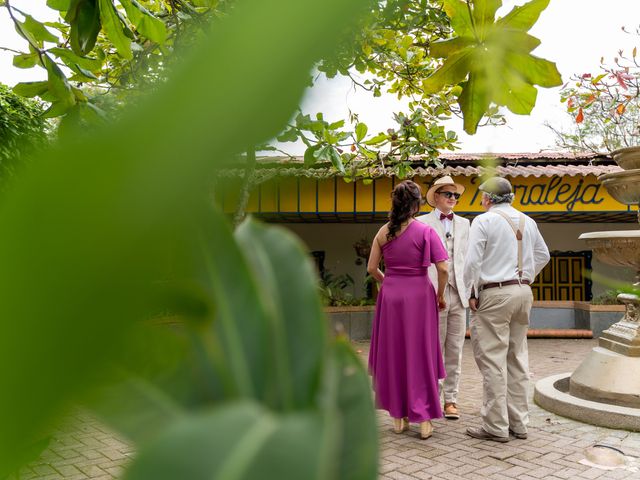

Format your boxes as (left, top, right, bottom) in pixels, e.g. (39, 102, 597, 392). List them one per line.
(534, 147, 640, 430)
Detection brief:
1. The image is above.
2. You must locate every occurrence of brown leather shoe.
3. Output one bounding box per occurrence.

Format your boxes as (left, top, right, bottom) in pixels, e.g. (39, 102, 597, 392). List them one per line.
(444, 402, 460, 420)
(509, 428, 527, 439)
(466, 426, 509, 443)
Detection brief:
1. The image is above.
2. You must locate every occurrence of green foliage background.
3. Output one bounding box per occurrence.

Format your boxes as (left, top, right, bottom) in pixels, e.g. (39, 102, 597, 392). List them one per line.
(0, 84, 48, 181)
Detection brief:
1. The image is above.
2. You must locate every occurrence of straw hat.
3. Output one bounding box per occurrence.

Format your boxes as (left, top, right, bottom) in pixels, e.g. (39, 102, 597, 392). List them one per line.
(425, 176, 465, 207)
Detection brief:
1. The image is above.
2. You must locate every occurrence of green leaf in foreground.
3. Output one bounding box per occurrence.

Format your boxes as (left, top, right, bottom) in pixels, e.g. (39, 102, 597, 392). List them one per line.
(124, 402, 331, 480)
(0, 0, 371, 471)
(426, 0, 561, 133)
(235, 219, 328, 410)
(330, 339, 378, 480)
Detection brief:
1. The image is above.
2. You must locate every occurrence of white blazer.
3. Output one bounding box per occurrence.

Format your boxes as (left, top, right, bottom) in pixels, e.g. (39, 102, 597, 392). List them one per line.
(417, 211, 470, 308)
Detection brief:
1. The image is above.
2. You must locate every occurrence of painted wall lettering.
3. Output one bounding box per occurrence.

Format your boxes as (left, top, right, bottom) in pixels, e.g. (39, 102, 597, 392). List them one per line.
(468, 176, 605, 212)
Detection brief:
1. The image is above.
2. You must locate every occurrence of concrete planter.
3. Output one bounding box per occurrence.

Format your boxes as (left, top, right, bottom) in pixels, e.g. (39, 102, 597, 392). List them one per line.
(325, 302, 625, 340)
(325, 305, 374, 341)
(531, 301, 625, 337)
(574, 301, 626, 337)
(529, 301, 577, 330)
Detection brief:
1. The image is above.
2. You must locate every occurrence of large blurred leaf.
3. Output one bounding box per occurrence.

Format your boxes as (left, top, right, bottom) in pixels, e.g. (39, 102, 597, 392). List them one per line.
(199, 210, 273, 402)
(124, 402, 333, 480)
(425, 0, 561, 133)
(0, 0, 370, 470)
(328, 339, 378, 480)
(235, 219, 328, 410)
(89, 375, 187, 445)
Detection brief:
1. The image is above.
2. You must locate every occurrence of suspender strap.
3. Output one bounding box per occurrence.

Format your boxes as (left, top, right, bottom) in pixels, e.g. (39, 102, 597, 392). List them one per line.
(492, 210, 526, 281)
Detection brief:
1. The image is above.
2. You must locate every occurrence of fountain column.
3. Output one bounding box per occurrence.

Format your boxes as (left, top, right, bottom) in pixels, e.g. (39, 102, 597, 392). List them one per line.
(534, 147, 640, 428)
(570, 147, 640, 409)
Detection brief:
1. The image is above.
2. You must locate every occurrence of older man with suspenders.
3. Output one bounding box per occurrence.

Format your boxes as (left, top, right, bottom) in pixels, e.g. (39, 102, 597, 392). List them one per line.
(418, 175, 469, 420)
(463, 177, 550, 442)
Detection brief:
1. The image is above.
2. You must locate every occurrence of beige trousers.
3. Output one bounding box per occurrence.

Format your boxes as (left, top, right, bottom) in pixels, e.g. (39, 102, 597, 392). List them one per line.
(470, 283, 533, 437)
(438, 283, 466, 404)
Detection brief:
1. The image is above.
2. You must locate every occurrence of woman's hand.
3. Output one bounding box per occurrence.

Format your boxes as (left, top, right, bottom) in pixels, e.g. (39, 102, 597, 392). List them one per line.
(438, 294, 446, 310)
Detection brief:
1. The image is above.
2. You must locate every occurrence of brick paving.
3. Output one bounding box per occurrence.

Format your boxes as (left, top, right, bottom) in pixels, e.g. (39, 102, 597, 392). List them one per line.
(358, 338, 640, 480)
(11, 413, 132, 480)
(14, 339, 640, 479)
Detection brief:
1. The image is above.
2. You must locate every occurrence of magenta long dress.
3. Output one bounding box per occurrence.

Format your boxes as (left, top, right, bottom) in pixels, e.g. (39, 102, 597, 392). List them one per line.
(368, 220, 448, 422)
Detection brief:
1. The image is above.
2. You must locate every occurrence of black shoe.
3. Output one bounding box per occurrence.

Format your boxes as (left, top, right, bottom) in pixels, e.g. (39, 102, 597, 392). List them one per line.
(509, 428, 527, 439)
(466, 426, 509, 443)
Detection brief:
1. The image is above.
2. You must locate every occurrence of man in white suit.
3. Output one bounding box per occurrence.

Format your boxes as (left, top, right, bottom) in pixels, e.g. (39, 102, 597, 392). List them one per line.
(418, 175, 469, 420)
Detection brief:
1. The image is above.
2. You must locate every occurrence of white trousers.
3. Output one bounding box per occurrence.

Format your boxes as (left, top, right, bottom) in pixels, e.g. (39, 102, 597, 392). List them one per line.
(470, 283, 533, 437)
(438, 283, 466, 404)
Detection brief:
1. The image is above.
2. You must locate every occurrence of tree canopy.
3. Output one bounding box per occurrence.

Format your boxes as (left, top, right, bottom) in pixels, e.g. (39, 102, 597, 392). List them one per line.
(273, 0, 562, 179)
(0, 83, 48, 179)
(2, 0, 562, 174)
(555, 34, 640, 152)
(2, 0, 229, 129)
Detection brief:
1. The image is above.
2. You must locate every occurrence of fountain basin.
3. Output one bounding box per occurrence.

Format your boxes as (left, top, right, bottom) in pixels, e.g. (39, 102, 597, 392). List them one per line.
(599, 170, 640, 205)
(612, 146, 640, 170)
(579, 231, 640, 269)
(534, 373, 640, 431)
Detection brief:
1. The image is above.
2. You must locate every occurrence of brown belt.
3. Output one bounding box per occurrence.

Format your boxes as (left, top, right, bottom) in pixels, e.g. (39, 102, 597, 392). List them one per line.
(479, 279, 530, 291)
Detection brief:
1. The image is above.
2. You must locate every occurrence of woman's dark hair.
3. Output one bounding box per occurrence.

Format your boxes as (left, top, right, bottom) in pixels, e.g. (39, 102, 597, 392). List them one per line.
(387, 180, 423, 240)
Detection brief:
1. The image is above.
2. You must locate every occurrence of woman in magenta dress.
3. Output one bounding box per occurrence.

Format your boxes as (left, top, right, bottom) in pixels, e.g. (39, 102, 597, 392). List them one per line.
(367, 180, 448, 439)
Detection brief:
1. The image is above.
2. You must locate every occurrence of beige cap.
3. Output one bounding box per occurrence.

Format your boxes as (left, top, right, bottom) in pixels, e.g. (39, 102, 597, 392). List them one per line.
(478, 177, 512, 195)
(425, 175, 465, 207)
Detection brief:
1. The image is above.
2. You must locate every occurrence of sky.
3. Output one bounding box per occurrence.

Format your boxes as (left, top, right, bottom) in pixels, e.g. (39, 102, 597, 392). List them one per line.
(2, 1, 640, 154)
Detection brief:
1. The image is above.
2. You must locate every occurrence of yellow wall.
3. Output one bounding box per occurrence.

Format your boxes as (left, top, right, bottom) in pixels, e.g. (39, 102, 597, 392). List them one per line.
(224, 175, 629, 215)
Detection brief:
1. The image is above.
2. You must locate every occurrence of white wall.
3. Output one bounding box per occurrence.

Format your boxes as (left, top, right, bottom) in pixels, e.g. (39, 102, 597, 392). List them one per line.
(284, 223, 382, 298)
(281, 220, 639, 300)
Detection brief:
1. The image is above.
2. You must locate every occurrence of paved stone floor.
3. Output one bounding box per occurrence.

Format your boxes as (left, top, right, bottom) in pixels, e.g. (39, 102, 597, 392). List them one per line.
(14, 338, 640, 479)
(358, 338, 640, 480)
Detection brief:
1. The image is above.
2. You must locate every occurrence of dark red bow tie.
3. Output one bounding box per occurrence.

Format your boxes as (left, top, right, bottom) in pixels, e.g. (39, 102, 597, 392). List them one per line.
(440, 213, 453, 221)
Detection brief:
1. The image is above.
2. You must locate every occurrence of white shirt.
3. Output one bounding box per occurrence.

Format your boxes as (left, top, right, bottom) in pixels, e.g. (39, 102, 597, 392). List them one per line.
(463, 203, 550, 297)
(434, 207, 453, 235)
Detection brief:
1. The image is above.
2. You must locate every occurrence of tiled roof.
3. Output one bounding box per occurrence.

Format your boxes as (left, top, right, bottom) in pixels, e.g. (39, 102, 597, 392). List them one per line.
(254, 151, 611, 166)
(219, 163, 622, 180)
(437, 151, 607, 161)
(219, 152, 621, 181)
(411, 164, 623, 178)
